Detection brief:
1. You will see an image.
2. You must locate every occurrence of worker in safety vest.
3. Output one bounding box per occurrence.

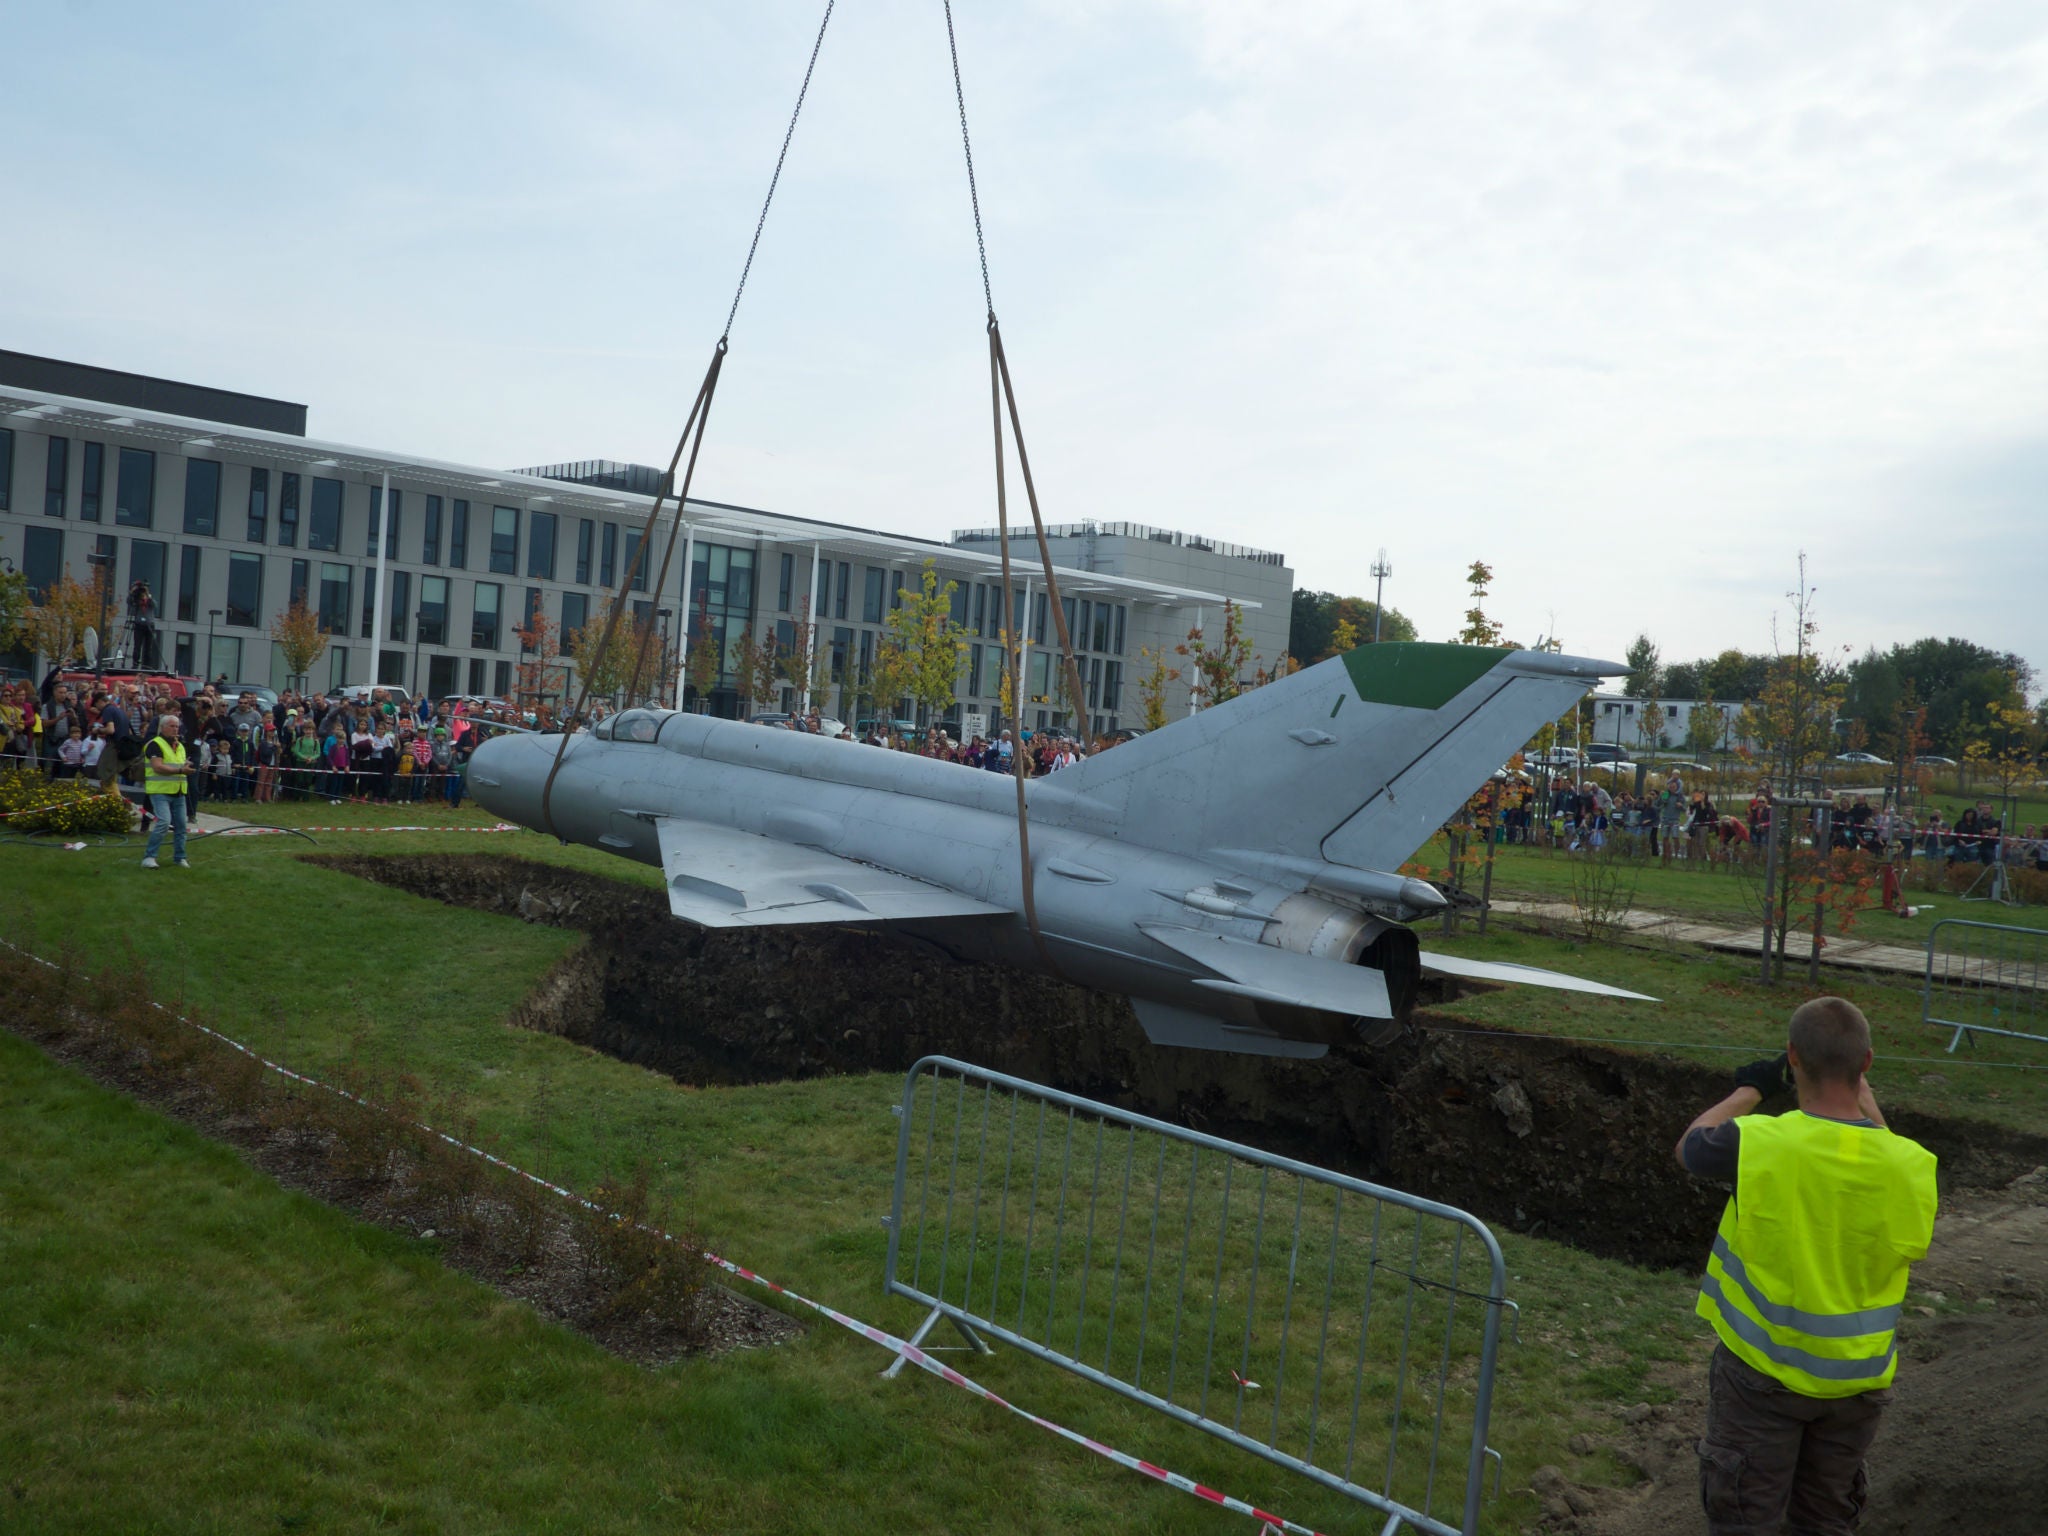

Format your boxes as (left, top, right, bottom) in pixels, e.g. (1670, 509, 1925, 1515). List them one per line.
(140, 712, 197, 869)
(1676, 996, 1937, 1535)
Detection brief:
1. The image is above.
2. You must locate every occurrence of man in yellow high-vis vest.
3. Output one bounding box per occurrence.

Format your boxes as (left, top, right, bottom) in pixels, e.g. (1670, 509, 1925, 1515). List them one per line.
(140, 713, 196, 869)
(1676, 996, 1937, 1535)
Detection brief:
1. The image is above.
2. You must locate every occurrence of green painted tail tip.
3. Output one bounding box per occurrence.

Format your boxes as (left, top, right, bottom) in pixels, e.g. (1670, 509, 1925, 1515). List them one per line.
(1340, 642, 1508, 710)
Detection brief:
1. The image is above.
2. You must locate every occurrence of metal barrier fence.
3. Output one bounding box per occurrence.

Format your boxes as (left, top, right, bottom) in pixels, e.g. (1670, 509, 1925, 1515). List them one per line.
(1923, 919, 2048, 1052)
(884, 1056, 1513, 1536)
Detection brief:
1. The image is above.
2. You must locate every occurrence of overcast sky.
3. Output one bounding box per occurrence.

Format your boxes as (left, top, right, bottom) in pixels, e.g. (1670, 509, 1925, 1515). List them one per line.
(5, 1, 2043, 684)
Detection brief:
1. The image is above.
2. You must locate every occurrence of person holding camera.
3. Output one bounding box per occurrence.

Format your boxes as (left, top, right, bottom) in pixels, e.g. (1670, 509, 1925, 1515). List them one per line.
(1676, 998, 1937, 1535)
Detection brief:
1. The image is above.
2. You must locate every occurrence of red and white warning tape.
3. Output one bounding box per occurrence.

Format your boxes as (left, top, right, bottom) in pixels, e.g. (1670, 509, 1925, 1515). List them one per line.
(210, 822, 525, 836)
(1, 938, 1332, 1536)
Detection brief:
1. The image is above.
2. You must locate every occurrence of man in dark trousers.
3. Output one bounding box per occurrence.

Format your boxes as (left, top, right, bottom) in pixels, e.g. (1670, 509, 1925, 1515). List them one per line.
(1676, 998, 1937, 1534)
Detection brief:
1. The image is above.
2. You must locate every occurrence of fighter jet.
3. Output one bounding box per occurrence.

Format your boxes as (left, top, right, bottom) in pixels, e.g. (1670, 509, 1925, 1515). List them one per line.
(469, 641, 1650, 1058)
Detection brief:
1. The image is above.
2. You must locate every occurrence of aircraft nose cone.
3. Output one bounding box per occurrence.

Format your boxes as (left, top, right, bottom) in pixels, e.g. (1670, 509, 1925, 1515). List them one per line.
(467, 732, 536, 826)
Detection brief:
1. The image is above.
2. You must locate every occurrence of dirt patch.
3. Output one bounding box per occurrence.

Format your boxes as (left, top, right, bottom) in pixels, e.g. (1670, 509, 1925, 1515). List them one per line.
(318, 854, 2048, 1275)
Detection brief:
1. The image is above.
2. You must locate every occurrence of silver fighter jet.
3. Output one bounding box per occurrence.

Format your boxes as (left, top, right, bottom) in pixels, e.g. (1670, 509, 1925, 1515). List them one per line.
(469, 641, 1650, 1058)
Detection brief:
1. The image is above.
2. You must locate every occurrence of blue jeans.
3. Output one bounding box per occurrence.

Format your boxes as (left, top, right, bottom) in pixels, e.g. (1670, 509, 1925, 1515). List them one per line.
(144, 793, 188, 862)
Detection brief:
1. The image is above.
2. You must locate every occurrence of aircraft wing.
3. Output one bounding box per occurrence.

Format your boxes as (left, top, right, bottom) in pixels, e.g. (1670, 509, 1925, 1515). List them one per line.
(654, 818, 1011, 929)
(1138, 923, 1395, 1019)
(1417, 950, 1656, 1001)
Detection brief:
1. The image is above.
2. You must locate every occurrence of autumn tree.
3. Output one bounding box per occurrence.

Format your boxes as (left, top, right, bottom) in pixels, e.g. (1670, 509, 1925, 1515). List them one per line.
(569, 597, 655, 704)
(1737, 556, 1845, 793)
(1455, 561, 1505, 646)
(681, 589, 721, 711)
(1135, 647, 1179, 731)
(1633, 698, 1667, 753)
(1963, 684, 2044, 815)
(774, 609, 828, 705)
(732, 627, 782, 715)
(21, 569, 109, 669)
(1289, 590, 1416, 657)
(875, 561, 966, 724)
(267, 598, 329, 688)
(0, 565, 28, 652)
(1177, 599, 1254, 709)
(1326, 617, 1360, 657)
(1685, 697, 1728, 758)
(513, 592, 568, 719)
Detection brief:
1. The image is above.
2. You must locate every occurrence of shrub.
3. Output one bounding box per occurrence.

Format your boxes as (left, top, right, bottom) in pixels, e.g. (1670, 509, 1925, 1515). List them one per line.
(0, 769, 134, 835)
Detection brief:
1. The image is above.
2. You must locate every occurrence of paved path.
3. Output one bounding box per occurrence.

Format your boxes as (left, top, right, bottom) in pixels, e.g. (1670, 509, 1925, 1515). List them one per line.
(1486, 897, 1940, 981)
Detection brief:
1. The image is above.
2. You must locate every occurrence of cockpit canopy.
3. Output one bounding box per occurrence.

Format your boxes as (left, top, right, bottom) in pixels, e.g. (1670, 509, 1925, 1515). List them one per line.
(592, 708, 674, 744)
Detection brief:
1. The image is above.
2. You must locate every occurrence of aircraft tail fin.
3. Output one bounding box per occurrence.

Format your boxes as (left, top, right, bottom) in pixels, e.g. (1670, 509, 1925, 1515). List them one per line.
(1042, 642, 1621, 871)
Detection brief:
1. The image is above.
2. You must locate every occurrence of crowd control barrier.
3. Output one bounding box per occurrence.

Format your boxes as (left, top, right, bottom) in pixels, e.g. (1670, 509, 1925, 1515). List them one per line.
(884, 1056, 1515, 1536)
(1923, 919, 2048, 1052)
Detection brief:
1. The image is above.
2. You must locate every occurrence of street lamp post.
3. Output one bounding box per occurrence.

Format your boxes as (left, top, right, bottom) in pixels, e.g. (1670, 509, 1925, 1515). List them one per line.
(1370, 549, 1392, 643)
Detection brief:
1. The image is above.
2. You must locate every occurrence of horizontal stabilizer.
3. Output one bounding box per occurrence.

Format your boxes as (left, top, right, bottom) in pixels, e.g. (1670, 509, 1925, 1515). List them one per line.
(655, 818, 1010, 929)
(1417, 950, 1656, 1001)
(1139, 923, 1395, 1019)
(1130, 999, 1330, 1059)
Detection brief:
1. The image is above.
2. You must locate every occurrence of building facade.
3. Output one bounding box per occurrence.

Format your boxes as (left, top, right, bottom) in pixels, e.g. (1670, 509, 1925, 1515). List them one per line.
(1, 358, 1283, 736)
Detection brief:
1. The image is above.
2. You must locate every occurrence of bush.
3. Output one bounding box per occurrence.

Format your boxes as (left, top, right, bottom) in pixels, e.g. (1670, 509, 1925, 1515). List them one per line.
(0, 769, 134, 835)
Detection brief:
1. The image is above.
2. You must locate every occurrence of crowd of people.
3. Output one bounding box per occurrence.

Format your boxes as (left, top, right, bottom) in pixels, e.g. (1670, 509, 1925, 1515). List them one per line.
(760, 710, 1096, 775)
(0, 676, 513, 810)
(1487, 768, 2048, 872)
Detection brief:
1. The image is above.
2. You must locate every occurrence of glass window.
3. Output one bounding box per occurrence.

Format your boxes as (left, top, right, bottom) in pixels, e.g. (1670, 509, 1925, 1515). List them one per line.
(289, 559, 309, 608)
(449, 499, 468, 567)
(560, 590, 588, 648)
(1088, 657, 1102, 708)
(177, 544, 201, 622)
(89, 535, 117, 601)
(950, 583, 969, 627)
(472, 582, 501, 649)
(246, 467, 268, 542)
(80, 442, 103, 521)
(115, 447, 155, 527)
(1093, 603, 1112, 652)
(422, 495, 442, 564)
(308, 477, 343, 550)
(863, 566, 884, 624)
(317, 562, 352, 634)
(527, 510, 556, 579)
(1114, 605, 1125, 655)
(1102, 660, 1122, 713)
(1061, 596, 1076, 644)
(520, 587, 543, 649)
(208, 635, 243, 683)
(611, 708, 671, 744)
(418, 575, 449, 645)
(600, 522, 617, 587)
(225, 552, 261, 627)
(624, 531, 648, 591)
(489, 506, 518, 574)
(21, 525, 62, 602)
(129, 539, 167, 604)
(388, 570, 410, 642)
(44, 436, 68, 517)
(493, 659, 512, 699)
(329, 646, 350, 692)
(428, 653, 459, 700)
(835, 562, 850, 620)
(830, 626, 851, 683)
(378, 648, 406, 688)
(173, 633, 194, 675)
(968, 643, 983, 698)
(777, 551, 794, 611)
(183, 459, 221, 536)
(0, 428, 11, 511)
(890, 569, 905, 610)
(1077, 601, 1091, 652)
(1032, 592, 1047, 644)
(575, 518, 593, 584)
(972, 584, 986, 636)
(368, 486, 400, 558)
(467, 657, 486, 696)
(277, 472, 299, 546)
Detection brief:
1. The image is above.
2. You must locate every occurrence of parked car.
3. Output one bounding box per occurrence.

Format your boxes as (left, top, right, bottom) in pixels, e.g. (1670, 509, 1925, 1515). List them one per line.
(1529, 748, 1581, 768)
(1834, 751, 1890, 765)
(1920, 755, 1958, 767)
(1582, 743, 1630, 764)
(219, 682, 280, 711)
(55, 667, 192, 701)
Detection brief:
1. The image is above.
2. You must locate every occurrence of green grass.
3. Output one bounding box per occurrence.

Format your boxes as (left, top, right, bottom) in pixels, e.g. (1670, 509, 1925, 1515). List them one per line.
(3, 804, 2039, 1531)
(0, 815, 1737, 1535)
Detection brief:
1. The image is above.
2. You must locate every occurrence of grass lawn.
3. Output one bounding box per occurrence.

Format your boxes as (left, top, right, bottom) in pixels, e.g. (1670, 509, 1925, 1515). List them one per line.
(0, 816, 1738, 1536)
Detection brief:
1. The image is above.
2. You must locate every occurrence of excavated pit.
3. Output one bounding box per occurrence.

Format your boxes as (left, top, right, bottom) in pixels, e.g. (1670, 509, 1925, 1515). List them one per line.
(314, 854, 2048, 1273)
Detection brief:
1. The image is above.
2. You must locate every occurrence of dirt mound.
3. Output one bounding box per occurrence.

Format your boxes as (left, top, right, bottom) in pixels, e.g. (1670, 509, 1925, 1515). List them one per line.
(317, 855, 2048, 1272)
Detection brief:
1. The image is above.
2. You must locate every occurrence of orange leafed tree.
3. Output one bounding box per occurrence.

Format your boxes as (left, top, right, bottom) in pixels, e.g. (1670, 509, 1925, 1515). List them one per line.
(513, 593, 568, 720)
(23, 568, 110, 668)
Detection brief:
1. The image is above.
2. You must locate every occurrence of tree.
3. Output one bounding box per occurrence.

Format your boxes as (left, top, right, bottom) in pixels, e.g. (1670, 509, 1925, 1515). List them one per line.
(569, 597, 654, 703)
(682, 590, 720, 711)
(774, 608, 825, 703)
(1289, 590, 1416, 659)
(1135, 646, 1178, 731)
(1685, 697, 1727, 758)
(513, 592, 568, 719)
(0, 565, 29, 652)
(731, 627, 782, 716)
(268, 598, 329, 688)
(22, 569, 109, 669)
(1634, 698, 1667, 753)
(1177, 599, 1254, 708)
(1737, 556, 1844, 792)
(1455, 561, 1505, 646)
(1623, 633, 1661, 699)
(1962, 684, 2044, 813)
(875, 561, 965, 724)
(1326, 617, 1360, 657)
